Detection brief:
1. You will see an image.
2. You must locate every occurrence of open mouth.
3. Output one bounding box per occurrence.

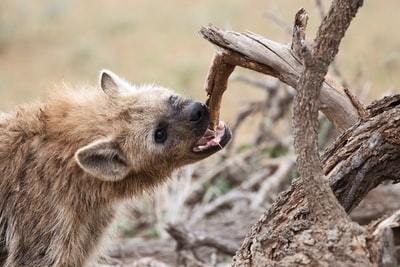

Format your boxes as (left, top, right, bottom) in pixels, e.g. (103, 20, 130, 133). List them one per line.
(192, 121, 232, 154)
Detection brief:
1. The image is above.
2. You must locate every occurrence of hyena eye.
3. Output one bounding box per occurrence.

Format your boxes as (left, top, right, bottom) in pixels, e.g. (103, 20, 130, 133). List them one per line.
(154, 128, 167, 144)
(169, 95, 177, 105)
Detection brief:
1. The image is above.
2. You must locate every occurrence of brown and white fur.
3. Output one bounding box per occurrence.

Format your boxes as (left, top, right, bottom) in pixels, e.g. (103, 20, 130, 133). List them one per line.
(0, 70, 231, 266)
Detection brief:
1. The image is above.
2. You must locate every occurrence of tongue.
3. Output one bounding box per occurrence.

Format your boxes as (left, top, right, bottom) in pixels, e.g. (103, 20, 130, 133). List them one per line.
(193, 122, 226, 152)
(195, 129, 215, 146)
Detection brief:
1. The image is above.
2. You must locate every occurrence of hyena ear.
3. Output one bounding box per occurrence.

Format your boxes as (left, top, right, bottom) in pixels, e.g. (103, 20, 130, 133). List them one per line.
(75, 138, 131, 181)
(100, 69, 135, 96)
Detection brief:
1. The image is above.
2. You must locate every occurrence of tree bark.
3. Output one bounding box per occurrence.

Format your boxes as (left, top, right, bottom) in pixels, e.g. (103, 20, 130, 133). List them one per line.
(200, 0, 400, 266)
(199, 26, 359, 133)
(231, 93, 400, 267)
(219, 87, 400, 267)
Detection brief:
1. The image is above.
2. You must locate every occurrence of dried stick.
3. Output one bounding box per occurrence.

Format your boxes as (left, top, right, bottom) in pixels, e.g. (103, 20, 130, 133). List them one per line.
(204, 51, 235, 131)
(166, 223, 238, 256)
(343, 87, 368, 118)
(199, 25, 359, 132)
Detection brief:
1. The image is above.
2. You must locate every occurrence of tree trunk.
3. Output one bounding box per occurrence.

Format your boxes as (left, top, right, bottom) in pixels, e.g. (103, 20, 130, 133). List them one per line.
(200, 0, 400, 266)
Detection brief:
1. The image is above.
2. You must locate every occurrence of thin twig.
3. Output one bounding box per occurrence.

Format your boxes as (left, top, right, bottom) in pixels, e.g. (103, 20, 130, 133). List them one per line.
(343, 87, 368, 119)
(166, 223, 239, 256)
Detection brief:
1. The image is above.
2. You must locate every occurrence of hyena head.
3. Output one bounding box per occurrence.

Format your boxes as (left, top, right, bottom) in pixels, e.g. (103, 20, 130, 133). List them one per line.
(74, 70, 232, 183)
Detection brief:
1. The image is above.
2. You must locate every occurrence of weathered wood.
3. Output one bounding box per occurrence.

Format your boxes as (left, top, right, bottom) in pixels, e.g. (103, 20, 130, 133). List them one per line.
(204, 52, 235, 131)
(324, 95, 400, 212)
(165, 223, 238, 256)
(253, 1, 372, 265)
(292, 7, 348, 224)
(200, 0, 400, 265)
(231, 95, 400, 266)
(102, 1, 400, 264)
(199, 25, 359, 133)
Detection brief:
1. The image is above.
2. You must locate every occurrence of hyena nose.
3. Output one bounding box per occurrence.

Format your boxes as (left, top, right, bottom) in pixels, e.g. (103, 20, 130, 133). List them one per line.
(188, 102, 208, 123)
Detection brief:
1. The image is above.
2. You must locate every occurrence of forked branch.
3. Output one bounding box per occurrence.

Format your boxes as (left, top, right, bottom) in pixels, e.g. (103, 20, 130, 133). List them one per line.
(291, 3, 361, 223)
(200, 25, 360, 133)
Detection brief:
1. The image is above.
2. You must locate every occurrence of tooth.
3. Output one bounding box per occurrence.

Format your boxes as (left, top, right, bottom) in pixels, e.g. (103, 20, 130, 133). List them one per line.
(210, 138, 223, 149)
(198, 145, 207, 151)
(216, 121, 225, 130)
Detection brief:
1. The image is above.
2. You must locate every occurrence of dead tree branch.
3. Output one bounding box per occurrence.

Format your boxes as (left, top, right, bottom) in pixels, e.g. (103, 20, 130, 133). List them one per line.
(292, 0, 365, 224)
(324, 94, 400, 212)
(204, 52, 235, 130)
(166, 223, 239, 257)
(103, 1, 400, 266)
(199, 0, 400, 265)
(199, 25, 359, 132)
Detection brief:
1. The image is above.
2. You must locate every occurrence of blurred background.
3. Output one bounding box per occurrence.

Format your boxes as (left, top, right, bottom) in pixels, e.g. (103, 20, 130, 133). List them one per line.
(1, 1, 399, 115)
(2, 1, 400, 265)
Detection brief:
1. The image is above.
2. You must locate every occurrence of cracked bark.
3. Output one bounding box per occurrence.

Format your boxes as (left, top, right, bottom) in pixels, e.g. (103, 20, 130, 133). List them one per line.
(201, 0, 400, 266)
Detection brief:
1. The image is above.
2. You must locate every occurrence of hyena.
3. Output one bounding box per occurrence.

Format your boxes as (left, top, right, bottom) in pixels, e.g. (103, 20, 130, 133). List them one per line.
(0, 70, 231, 266)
